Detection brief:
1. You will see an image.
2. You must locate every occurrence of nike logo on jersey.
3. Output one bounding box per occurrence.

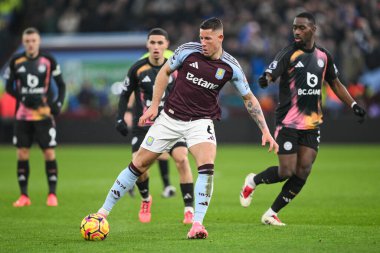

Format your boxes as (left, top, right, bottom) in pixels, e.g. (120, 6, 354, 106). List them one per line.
(295, 61, 304, 68)
(17, 66, 26, 73)
(189, 62, 199, 69)
(142, 76, 151, 82)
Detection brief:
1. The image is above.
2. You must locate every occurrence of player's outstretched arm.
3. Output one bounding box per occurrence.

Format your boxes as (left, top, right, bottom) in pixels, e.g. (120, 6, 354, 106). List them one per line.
(328, 78, 366, 123)
(139, 62, 172, 126)
(242, 91, 278, 153)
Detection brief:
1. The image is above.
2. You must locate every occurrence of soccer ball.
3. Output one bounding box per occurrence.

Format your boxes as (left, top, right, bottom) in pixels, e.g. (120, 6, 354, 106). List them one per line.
(80, 213, 110, 241)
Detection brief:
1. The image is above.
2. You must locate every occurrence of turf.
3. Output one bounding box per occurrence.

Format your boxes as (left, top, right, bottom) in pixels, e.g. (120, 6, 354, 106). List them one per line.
(0, 144, 379, 253)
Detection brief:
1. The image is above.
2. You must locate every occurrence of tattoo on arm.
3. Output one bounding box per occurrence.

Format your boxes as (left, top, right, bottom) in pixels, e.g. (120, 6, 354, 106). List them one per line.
(246, 101, 265, 130)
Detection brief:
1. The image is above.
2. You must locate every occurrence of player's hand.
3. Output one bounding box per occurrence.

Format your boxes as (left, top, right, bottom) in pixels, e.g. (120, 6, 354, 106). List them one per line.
(258, 73, 269, 88)
(261, 131, 279, 154)
(139, 106, 158, 126)
(116, 118, 129, 136)
(352, 103, 366, 124)
(50, 101, 62, 116)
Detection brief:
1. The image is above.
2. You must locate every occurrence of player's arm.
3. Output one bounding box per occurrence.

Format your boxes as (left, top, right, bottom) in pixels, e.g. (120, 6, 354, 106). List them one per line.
(324, 50, 366, 123)
(49, 57, 66, 115)
(258, 46, 292, 88)
(116, 71, 137, 136)
(139, 61, 171, 125)
(328, 78, 366, 122)
(4, 62, 18, 98)
(242, 91, 278, 153)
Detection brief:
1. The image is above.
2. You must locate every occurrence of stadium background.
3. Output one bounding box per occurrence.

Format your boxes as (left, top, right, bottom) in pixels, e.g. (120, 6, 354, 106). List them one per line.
(0, 0, 380, 143)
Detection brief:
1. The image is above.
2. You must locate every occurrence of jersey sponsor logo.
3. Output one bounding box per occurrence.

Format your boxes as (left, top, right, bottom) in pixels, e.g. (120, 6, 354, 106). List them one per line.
(17, 66, 26, 73)
(306, 72, 318, 88)
(189, 62, 199, 69)
(295, 61, 304, 68)
(142, 75, 151, 82)
(27, 74, 39, 88)
(317, 59, 325, 68)
(38, 64, 46, 73)
(298, 88, 321, 96)
(215, 68, 225, 80)
(186, 72, 219, 90)
(268, 60, 278, 70)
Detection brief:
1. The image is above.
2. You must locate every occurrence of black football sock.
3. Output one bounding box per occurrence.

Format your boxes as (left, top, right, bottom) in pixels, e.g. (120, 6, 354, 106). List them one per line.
(136, 178, 150, 199)
(158, 160, 170, 187)
(271, 175, 306, 213)
(17, 160, 30, 196)
(254, 166, 286, 186)
(45, 160, 58, 194)
(180, 183, 194, 207)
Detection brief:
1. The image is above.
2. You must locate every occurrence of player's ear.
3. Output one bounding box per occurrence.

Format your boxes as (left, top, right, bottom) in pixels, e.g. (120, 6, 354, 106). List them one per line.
(218, 34, 224, 41)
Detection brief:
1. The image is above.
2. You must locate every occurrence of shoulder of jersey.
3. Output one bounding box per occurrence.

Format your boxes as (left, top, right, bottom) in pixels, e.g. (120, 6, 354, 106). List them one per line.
(130, 58, 150, 72)
(39, 51, 55, 60)
(10, 52, 25, 62)
(315, 44, 331, 55)
(221, 50, 241, 69)
(174, 42, 202, 54)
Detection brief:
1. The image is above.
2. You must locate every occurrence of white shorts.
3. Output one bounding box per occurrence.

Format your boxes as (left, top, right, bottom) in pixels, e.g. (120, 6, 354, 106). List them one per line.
(140, 111, 217, 153)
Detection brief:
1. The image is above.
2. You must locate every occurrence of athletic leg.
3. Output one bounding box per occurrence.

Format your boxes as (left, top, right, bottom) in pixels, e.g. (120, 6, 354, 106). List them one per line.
(171, 145, 194, 224)
(98, 147, 160, 217)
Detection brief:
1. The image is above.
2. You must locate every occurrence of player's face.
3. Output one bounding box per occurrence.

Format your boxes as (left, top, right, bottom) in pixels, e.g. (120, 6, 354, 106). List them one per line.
(147, 35, 168, 61)
(199, 29, 224, 59)
(22, 32, 41, 58)
(293, 17, 316, 49)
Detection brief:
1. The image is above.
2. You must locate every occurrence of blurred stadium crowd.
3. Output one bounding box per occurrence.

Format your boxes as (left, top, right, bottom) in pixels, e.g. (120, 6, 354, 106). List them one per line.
(1, 0, 380, 119)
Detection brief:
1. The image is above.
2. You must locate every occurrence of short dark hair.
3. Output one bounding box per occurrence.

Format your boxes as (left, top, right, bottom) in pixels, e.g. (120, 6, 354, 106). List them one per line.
(296, 12, 316, 25)
(23, 27, 40, 36)
(200, 17, 223, 31)
(148, 28, 169, 40)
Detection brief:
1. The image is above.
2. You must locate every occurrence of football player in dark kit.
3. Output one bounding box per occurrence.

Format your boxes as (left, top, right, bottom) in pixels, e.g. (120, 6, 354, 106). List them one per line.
(96, 17, 278, 239)
(240, 12, 366, 226)
(4, 27, 66, 207)
(115, 28, 195, 224)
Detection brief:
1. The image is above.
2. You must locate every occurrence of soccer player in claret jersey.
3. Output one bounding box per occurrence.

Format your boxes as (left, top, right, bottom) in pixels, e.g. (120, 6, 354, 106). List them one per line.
(96, 17, 278, 239)
(115, 28, 195, 224)
(240, 12, 366, 226)
(4, 27, 66, 207)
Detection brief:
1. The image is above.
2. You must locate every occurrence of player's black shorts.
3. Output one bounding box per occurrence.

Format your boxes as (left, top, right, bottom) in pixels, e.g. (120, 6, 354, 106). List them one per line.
(275, 126, 320, 154)
(131, 127, 187, 153)
(14, 118, 57, 149)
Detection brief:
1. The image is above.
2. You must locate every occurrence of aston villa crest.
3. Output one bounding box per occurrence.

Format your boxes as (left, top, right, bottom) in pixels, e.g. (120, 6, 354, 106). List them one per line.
(215, 68, 225, 80)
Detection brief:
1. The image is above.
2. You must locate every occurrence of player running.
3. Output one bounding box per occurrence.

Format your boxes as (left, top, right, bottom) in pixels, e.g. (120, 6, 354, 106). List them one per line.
(5, 27, 66, 207)
(115, 28, 194, 224)
(240, 12, 366, 226)
(96, 17, 277, 239)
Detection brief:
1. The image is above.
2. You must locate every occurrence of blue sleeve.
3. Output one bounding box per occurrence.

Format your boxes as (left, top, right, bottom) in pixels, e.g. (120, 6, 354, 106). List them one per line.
(169, 42, 202, 71)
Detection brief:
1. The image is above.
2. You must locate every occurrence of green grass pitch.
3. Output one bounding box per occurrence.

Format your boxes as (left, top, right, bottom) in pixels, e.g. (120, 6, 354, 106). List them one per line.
(0, 144, 379, 253)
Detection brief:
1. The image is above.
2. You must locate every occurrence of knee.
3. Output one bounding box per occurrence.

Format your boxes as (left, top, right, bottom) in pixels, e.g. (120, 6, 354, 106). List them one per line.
(278, 166, 294, 179)
(296, 165, 312, 180)
(43, 149, 56, 161)
(17, 148, 30, 160)
(174, 155, 189, 170)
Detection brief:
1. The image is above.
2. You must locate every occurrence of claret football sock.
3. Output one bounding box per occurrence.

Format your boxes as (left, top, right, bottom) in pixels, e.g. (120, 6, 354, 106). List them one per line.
(100, 163, 141, 213)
